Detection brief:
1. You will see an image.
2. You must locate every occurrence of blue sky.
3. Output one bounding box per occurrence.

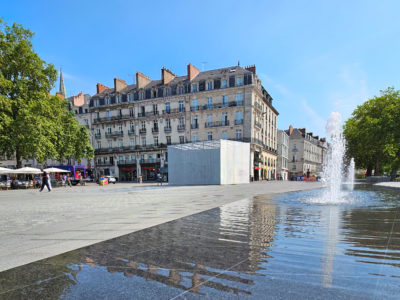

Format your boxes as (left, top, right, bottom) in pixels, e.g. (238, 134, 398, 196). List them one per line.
(3, 0, 400, 137)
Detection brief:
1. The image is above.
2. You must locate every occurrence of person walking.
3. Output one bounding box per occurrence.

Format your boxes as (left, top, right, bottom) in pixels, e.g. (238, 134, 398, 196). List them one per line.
(39, 169, 51, 192)
(156, 171, 162, 186)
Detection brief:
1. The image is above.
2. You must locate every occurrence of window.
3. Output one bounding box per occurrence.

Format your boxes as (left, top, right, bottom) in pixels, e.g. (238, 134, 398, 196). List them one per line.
(222, 95, 228, 107)
(130, 139, 135, 147)
(179, 86, 184, 94)
(141, 137, 146, 146)
(140, 154, 145, 163)
(191, 99, 198, 111)
(108, 141, 113, 148)
(207, 97, 213, 109)
(106, 97, 110, 105)
(118, 140, 123, 148)
(118, 124, 122, 132)
(96, 128, 101, 135)
(166, 88, 171, 96)
(141, 121, 146, 130)
(207, 81, 212, 90)
(192, 84, 198, 92)
(166, 136, 171, 145)
(131, 155, 136, 162)
(153, 120, 158, 130)
(154, 136, 159, 146)
(85, 109, 88, 113)
(165, 102, 170, 113)
(166, 118, 171, 128)
(148, 154, 153, 163)
(179, 117, 185, 128)
(222, 132, 228, 140)
(207, 132, 212, 141)
(95, 99, 99, 107)
(236, 93, 243, 105)
(192, 115, 198, 129)
(235, 110, 243, 121)
(222, 80, 227, 88)
(153, 104, 158, 115)
(222, 112, 228, 125)
(229, 76, 235, 87)
(179, 101, 184, 112)
(199, 80, 205, 91)
(97, 142, 101, 149)
(117, 109, 122, 117)
(192, 134, 198, 142)
(119, 156, 123, 163)
(236, 77, 243, 86)
(129, 107, 134, 117)
(236, 130, 242, 140)
(179, 136, 185, 144)
(130, 122, 134, 131)
(107, 111, 111, 119)
(107, 127, 112, 134)
(207, 114, 212, 127)
(125, 155, 129, 163)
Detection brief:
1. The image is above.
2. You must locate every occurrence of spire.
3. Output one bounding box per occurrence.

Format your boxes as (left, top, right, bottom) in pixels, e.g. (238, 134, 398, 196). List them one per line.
(59, 68, 67, 98)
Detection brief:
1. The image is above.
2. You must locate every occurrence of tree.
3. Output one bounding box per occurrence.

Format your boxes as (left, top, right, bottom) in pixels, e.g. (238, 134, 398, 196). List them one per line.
(344, 87, 400, 179)
(0, 19, 93, 167)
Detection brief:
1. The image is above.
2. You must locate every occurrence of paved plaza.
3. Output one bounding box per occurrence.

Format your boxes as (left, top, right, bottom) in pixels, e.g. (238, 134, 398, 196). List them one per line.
(0, 181, 321, 272)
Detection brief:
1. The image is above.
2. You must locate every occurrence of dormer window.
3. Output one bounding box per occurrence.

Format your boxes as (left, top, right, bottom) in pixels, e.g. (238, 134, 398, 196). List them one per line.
(179, 86, 184, 94)
(192, 83, 198, 93)
(106, 97, 110, 105)
(236, 77, 243, 86)
(207, 81, 212, 90)
(222, 79, 227, 88)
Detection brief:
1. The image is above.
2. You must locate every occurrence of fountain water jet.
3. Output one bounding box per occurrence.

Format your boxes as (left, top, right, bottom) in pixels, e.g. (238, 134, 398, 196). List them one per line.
(346, 158, 355, 190)
(322, 112, 347, 203)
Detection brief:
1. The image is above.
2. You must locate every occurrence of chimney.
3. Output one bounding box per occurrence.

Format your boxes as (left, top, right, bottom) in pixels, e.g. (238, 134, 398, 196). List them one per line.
(314, 136, 319, 140)
(56, 92, 64, 100)
(320, 138, 326, 142)
(299, 128, 306, 134)
(308, 132, 313, 137)
(114, 78, 127, 92)
(245, 65, 256, 74)
(288, 125, 293, 135)
(161, 67, 176, 85)
(136, 72, 150, 89)
(96, 83, 110, 94)
(187, 63, 200, 81)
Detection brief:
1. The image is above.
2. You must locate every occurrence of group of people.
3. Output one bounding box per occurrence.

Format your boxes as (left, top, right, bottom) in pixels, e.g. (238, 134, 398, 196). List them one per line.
(39, 169, 74, 192)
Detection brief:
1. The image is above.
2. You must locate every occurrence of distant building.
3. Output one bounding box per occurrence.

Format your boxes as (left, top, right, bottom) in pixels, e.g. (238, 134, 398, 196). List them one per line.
(277, 130, 289, 180)
(89, 63, 279, 182)
(286, 125, 327, 179)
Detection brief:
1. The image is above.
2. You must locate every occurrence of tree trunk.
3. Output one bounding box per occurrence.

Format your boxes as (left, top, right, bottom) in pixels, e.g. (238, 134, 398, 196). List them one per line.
(375, 159, 382, 176)
(366, 165, 373, 177)
(390, 168, 398, 181)
(16, 148, 22, 168)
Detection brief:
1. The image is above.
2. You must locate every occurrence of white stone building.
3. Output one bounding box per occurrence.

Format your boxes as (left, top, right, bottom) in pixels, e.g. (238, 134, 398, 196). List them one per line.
(277, 130, 289, 180)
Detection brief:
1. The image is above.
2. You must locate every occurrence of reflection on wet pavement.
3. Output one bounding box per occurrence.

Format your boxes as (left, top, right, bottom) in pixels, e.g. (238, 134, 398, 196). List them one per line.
(0, 185, 399, 299)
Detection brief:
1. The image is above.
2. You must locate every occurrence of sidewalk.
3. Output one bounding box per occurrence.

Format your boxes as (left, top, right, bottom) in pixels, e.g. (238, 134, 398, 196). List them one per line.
(0, 181, 322, 272)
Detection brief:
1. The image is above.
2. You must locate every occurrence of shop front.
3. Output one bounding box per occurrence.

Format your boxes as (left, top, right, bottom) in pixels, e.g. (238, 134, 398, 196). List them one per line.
(141, 163, 161, 181)
(119, 164, 137, 182)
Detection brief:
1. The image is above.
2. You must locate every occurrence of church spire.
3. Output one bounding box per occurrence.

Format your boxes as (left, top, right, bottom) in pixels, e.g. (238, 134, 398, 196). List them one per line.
(59, 68, 67, 98)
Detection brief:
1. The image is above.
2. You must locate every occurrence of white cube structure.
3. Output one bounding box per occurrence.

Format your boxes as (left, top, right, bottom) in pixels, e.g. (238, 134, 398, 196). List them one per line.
(168, 140, 250, 185)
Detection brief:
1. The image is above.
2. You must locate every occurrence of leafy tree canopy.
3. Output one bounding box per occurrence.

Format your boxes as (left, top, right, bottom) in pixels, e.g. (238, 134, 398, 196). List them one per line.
(0, 19, 93, 167)
(344, 87, 400, 178)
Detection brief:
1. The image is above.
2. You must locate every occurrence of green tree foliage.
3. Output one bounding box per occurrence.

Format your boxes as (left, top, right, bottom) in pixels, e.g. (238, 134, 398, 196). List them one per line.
(0, 19, 93, 167)
(344, 87, 400, 178)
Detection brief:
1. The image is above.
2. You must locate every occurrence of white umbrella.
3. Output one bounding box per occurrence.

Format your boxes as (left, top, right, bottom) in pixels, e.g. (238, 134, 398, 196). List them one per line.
(44, 167, 69, 173)
(0, 167, 13, 174)
(12, 167, 42, 174)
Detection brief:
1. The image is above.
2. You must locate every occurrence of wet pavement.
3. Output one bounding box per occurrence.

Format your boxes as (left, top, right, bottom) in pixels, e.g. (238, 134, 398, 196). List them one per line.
(0, 184, 399, 299)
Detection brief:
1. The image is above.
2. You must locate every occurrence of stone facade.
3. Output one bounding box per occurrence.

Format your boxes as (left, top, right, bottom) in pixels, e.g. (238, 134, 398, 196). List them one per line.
(277, 130, 289, 180)
(286, 126, 327, 179)
(89, 63, 279, 181)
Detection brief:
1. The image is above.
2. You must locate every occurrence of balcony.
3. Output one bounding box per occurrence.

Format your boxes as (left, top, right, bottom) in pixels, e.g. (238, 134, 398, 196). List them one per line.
(177, 125, 185, 131)
(128, 129, 135, 135)
(96, 161, 113, 166)
(105, 131, 123, 138)
(94, 133, 101, 139)
(117, 160, 136, 166)
(164, 127, 172, 133)
(152, 127, 159, 133)
(93, 115, 132, 124)
(191, 123, 199, 129)
(205, 120, 229, 128)
(139, 128, 146, 134)
(254, 121, 262, 128)
(162, 108, 185, 115)
(190, 106, 199, 111)
(234, 119, 243, 125)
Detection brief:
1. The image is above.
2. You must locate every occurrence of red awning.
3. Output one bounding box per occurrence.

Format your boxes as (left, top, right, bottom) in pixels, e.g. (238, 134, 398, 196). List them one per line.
(254, 167, 260, 170)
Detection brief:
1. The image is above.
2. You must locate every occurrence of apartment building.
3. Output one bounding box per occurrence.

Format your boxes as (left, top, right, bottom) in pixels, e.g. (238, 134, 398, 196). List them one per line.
(286, 126, 327, 179)
(277, 130, 289, 180)
(90, 63, 279, 181)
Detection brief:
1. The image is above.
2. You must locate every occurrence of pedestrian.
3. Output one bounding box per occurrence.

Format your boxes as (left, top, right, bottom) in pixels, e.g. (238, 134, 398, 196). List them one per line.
(39, 169, 51, 192)
(156, 171, 162, 186)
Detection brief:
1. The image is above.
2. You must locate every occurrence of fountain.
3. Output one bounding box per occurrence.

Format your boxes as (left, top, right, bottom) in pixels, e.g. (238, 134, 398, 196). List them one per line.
(322, 112, 346, 203)
(346, 158, 355, 190)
